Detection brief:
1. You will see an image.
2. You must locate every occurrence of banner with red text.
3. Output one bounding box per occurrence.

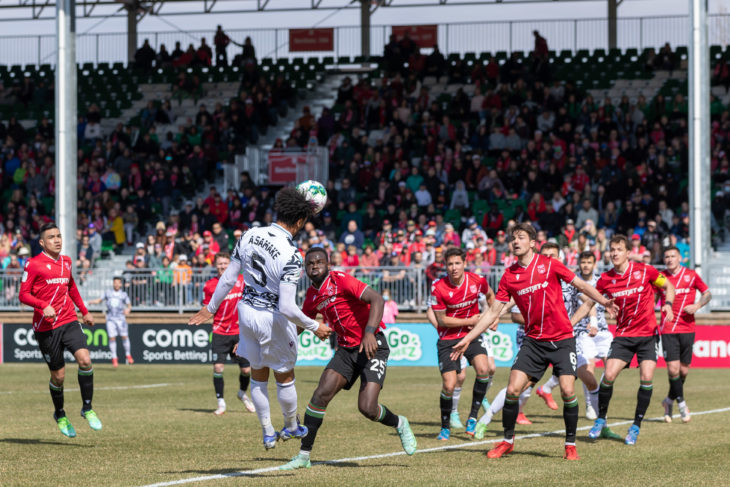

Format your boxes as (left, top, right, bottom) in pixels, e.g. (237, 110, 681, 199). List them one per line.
(267, 152, 306, 184)
(391, 25, 438, 48)
(289, 28, 334, 52)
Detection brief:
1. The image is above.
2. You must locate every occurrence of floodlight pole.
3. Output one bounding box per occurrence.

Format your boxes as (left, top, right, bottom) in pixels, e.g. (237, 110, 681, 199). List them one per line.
(689, 0, 710, 280)
(56, 0, 77, 264)
(361, 0, 371, 58)
(127, 6, 137, 64)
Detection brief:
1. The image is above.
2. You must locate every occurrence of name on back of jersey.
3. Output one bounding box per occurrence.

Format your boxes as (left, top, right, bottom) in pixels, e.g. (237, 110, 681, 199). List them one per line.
(248, 234, 281, 260)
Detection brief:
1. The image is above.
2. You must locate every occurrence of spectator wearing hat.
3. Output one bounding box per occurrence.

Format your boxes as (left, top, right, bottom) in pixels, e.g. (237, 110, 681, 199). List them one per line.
(442, 223, 461, 248)
(461, 217, 488, 246)
(557, 218, 576, 248)
(87, 224, 102, 260)
(628, 233, 648, 262)
(493, 230, 509, 263)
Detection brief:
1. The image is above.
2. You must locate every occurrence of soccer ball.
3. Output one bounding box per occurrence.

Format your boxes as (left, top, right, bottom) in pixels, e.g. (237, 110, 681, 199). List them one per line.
(296, 180, 328, 214)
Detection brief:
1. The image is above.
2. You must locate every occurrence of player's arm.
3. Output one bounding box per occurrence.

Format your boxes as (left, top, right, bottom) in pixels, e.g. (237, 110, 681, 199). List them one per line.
(279, 282, 331, 339)
(18, 264, 55, 318)
(684, 290, 712, 315)
(570, 275, 618, 318)
(124, 294, 132, 316)
(434, 309, 481, 328)
(68, 275, 94, 326)
(189, 259, 242, 325)
(450, 299, 508, 359)
(359, 286, 385, 359)
(570, 295, 598, 336)
(652, 272, 675, 322)
(426, 307, 438, 329)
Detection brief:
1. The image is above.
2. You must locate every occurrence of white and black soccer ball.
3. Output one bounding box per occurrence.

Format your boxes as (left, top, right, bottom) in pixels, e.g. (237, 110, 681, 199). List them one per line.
(296, 180, 328, 215)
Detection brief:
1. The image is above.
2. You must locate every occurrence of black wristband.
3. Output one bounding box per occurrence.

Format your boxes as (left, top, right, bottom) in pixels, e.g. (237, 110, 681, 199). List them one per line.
(665, 301, 673, 307)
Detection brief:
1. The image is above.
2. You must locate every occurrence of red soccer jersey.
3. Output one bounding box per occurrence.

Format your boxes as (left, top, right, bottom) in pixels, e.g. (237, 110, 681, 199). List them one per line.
(301, 270, 384, 348)
(430, 271, 491, 341)
(658, 267, 709, 334)
(18, 252, 89, 332)
(596, 262, 662, 337)
(495, 253, 576, 342)
(203, 274, 244, 335)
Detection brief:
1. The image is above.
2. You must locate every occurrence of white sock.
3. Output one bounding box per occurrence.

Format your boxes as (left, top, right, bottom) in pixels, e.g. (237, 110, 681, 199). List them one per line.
(122, 337, 131, 356)
(589, 387, 599, 412)
(217, 398, 226, 408)
(452, 387, 462, 413)
(543, 375, 560, 394)
(582, 382, 590, 407)
(678, 400, 687, 409)
(250, 379, 275, 436)
(109, 339, 117, 358)
(490, 387, 507, 414)
(298, 450, 311, 458)
(519, 386, 532, 411)
(276, 380, 299, 431)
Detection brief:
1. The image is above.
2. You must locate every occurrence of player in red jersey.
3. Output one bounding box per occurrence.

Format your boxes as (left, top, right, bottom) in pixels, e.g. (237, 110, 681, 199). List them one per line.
(18, 223, 100, 438)
(588, 234, 675, 446)
(194, 252, 255, 415)
(452, 223, 615, 460)
(658, 246, 711, 424)
(279, 247, 416, 470)
(429, 247, 496, 440)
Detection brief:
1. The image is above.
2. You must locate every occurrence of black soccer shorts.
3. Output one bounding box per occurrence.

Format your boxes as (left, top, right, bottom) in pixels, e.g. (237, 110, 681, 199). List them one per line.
(34, 320, 89, 371)
(437, 336, 488, 374)
(607, 335, 659, 364)
(662, 332, 695, 365)
(512, 336, 577, 382)
(325, 332, 390, 390)
(211, 333, 250, 367)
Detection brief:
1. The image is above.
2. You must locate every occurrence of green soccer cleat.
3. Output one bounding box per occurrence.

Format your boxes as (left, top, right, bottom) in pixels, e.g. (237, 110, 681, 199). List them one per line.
(600, 426, 622, 440)
(474, 422, 488, 440)
(449, 412, 464, 429)
(279, 453, 312, 471)
(81, 409, 103, 431)
(396, 416, 417, 455)
(55, 415, 76, 438)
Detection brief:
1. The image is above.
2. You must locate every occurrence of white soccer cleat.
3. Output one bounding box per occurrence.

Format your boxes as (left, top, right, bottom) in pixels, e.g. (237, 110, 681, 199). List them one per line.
(585, 403, 597, 421)
(678, 402, 691, 423)
(238, 390, 256, 413)
(662, 397, 673, 423)
(214, 399, 226, 416)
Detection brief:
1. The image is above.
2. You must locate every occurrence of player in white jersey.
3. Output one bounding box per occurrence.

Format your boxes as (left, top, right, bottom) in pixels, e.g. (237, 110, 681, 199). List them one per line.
(89, 276, 132, 368)
(189, 187, 332, 450)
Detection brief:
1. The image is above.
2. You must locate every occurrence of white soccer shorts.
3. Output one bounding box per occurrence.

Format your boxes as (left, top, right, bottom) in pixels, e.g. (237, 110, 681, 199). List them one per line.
(106, 318, 129, 338)
(481, 331, 494, 356)
(576, 330, 613, 368)
(237, 302, 298, 373)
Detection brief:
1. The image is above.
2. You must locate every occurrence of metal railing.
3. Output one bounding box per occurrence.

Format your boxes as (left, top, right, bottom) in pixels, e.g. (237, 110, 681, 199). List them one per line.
(3, 15, 730, 67)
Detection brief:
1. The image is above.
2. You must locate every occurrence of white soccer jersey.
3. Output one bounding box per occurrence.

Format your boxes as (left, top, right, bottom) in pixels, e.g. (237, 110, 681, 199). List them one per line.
(103, 289, 130, 321)
(232, 223, 303, 312)
(571, 272, 608, 334)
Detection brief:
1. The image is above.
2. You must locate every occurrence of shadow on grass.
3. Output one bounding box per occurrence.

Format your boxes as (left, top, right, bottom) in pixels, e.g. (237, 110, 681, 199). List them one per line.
(321, 462, 409, 469)
(408, 421, 442, 427)
(0, 437, 92, 447)
(177, 408, 214, 414)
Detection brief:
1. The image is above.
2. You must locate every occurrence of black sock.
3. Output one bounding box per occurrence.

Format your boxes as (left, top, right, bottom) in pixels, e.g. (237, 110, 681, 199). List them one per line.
(668, 375, 683, 402)
(214, 372, 224, 399)
(598, 376, 614, 420)
(502, 393, 520, 440)
(440, 391, 453, 429)
(301, 401, 326, 452)
(49, 381, 65, 418)
(634, 381, 653, 427)
(376, 404, 400, 428)
(681, 375, 687, 385)
(78, 367, 94, 412)
(469, 374, 490, 419)
(562, 394, 579, 443)
(239, 372, 250, 392)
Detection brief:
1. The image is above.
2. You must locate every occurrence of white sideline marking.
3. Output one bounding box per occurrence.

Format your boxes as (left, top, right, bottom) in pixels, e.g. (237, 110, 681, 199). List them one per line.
(138, 406, 730, 487)
(0, 382, 178, 395)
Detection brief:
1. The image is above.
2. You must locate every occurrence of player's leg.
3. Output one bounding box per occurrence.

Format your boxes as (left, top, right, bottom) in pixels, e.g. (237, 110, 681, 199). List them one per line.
(63, 322, 101, 431)
(535, 374, 560, 410)
(213, 362, 226, 415)
(120, 319, 132, 364)
(677, 346, 692, 423)
(487, 369, 530, 458)
(269, 319, 306, 439)
(438, 370, 457, 440)
(558, 375, 580, 460)
(625, 337, 658, 445)
(578, 359, 599, 420)
(36, 327, 76, 436)
(465, 352, 490, 436)
(450, 363, 466, 429)
(106, 320, 119, 368)
(589, 355, 627, 440)
(236, 357, 255, 413)
(663, 357, 681, 423)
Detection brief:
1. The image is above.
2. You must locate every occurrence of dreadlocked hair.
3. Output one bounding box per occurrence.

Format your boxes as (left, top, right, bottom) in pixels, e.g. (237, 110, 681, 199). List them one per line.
(274, 186, 315, 227)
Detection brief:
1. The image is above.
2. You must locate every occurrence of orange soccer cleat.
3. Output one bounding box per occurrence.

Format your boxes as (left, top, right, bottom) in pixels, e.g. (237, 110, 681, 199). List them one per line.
(563, 444, 580, 460)
(126, 355, 134, 365)
(536, 386, 559, 410)
(111, 357, 118, 368)
(487, 441, 514, 459)
(516, 412, 533, 425)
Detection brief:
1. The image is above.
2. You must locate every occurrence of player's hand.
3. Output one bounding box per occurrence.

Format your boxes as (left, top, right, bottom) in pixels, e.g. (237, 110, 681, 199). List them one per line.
(470, 314, 482, 326)
(589, 325, 598, 337)
(662, 304, 674, 323)
(232, 343, 238, 355)
(124, 308, 131, 316)
(313, 322, 332, 340)
(359, 332, 378, 360)
(604, 299, 619, 319)
(188, 307, 213, 325)
(450, 338, 470, 361)
(82, 313, 94, 327)
(488, 319, 500, 331)
(43, 305, 56, 320)
(683, 303, 698, 315)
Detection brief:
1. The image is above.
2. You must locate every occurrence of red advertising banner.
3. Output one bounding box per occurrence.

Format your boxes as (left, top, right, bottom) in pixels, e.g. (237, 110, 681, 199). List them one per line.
(268, 152, 306, 184)
(391, 25, 438, 48)
(289, 28, 334, 52)
(595, 325, 730, 368)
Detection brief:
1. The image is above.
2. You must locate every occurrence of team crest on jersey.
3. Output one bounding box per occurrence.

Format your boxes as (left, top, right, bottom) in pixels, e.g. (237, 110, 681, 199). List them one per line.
(612, 279, 616, 284)
(46, 264, 51, 270)
(469, 285, 477, 293)
(537, 264, 546, 274)
(64, 262, 71, 271)
(633, 271, 642, 279)
(684, 275, 691, 282)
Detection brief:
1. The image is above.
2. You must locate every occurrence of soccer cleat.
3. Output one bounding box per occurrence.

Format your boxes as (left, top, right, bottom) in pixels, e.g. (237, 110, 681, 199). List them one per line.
(516, 412, 532, 425)
(465, 417, 477, 437)
(126, 355, 134, 365)
(625, 425, 640, 445)
(482, 397, 491, 411)
(487, 440, 514, 458)
(263, 431, 279, 450)
(600, 427, 622, 440)
(214, 400, 226, 416)
(238, 390, 256, 413)
(585, 404, 597, 421)
(536, 386, 558, 410)
(55, 415, 76, 438)
(449, 412, 464, 429)
(280, 424, 309, 442)
(396, 416, 417, 455)
(81, 409, 102, 431)
(588, 418, 606, 439)
(436, 428, 450, 441)
(679, 403, 691, 423)
(563, 444, 580, 460)
(279, 453, 311, 470)
(111, 357, 118, 368)
(662, 397, 673, 423)
(474, 422, 488, 440)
